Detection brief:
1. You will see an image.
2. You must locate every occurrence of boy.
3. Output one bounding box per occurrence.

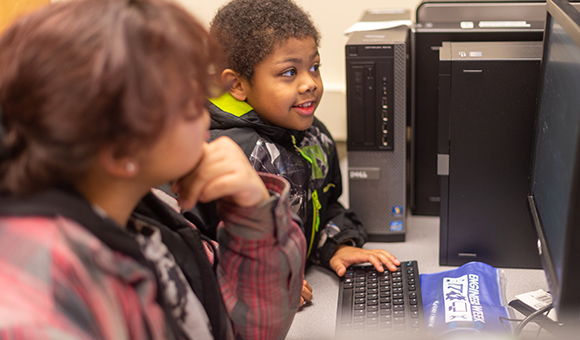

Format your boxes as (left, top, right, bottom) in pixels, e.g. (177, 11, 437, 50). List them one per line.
(204, 0, 400, 295)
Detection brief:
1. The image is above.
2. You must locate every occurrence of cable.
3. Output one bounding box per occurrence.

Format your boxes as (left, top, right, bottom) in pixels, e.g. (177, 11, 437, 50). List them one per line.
(513, 303, 553, 338)
(499, 316, 525, 334)
(533, 307, 551, 339)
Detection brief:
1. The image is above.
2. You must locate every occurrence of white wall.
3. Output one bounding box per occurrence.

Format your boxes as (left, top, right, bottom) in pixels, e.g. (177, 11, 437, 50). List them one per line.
(178, 0, 421, 141)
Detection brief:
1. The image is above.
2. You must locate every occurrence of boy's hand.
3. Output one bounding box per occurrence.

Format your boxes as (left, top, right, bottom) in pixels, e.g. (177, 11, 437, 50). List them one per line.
(300, 280, 313, 307)
(171, 137, 269, 210)
(329, 244, 400, 277)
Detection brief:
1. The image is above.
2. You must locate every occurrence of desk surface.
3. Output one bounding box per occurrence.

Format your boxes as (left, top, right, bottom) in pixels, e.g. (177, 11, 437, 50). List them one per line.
(285, 215, 549, 340)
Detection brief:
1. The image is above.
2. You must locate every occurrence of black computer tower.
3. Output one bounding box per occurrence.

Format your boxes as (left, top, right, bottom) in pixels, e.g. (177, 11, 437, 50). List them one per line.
(411, 0, 550, 216)
(438, 41, 542, 268)
(345, 22, 408, 242)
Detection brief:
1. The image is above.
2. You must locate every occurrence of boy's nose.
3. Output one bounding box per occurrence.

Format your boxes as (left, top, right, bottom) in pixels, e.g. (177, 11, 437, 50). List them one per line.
(299, 74, 318, 93)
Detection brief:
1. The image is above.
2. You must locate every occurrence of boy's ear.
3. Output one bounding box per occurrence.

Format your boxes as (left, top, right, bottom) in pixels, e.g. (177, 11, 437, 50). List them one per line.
(221, 69, 247, 101)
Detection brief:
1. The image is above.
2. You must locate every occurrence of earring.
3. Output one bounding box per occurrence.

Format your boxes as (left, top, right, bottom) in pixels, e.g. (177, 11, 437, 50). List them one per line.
(126, 162, 136, 174)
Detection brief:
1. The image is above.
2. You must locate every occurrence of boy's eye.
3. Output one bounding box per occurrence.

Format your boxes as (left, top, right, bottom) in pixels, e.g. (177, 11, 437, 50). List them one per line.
(281, 69, 297, 77)
(310, 64, 320, 72)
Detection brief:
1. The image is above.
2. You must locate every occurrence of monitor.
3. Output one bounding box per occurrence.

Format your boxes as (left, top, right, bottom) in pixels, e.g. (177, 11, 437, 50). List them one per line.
(528, 0, 580, 327)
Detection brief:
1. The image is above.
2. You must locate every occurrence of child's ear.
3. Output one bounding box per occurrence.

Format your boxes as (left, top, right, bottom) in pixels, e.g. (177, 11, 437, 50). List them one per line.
(221, 69, 247, 101)
(98, 145, 139, 179)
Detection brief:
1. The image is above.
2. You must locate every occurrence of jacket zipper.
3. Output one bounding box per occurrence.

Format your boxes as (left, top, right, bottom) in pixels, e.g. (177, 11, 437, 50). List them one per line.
(291, 135, 322, 258)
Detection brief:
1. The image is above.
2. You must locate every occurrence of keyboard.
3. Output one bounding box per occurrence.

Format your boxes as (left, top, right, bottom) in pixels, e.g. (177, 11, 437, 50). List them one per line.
(335, 261, 425, 338)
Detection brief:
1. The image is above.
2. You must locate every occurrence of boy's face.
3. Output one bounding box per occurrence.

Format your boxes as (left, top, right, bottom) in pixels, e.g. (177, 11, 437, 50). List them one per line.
(242, 37, 323, 131)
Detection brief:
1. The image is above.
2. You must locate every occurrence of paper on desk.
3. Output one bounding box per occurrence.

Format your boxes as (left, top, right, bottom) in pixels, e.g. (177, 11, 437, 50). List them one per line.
(344, 20, 412, 35)
(515, 289, 558, 321)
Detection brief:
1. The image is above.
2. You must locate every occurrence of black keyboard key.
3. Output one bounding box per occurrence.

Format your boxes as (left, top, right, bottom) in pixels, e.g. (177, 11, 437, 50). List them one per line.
(380, 315, 391, 322)
(380, 295, 391, 302)
(380, 321, 392, 329)
(341, 287, 353, 323)
(394, 317, 406, 324)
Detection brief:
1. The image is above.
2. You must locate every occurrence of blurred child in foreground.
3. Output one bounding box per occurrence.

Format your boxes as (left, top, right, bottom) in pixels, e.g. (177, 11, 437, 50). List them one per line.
(0, 0, 306, 339)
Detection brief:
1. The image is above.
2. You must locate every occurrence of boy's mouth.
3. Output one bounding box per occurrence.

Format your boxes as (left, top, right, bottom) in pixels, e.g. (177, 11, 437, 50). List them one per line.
(293, 100, 316, 115)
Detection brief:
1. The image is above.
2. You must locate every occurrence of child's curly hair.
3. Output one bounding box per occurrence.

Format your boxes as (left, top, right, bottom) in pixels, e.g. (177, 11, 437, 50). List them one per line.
(210, 0, 320, 81)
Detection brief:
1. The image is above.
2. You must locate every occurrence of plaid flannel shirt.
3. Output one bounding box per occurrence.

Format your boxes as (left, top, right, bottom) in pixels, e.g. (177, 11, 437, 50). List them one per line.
(0, 173, 306, 340)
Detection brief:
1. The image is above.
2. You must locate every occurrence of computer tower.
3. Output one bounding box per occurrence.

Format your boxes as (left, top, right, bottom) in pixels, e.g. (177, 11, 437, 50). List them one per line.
(411, 0, 550, 216)
(346, 23, 408, 242)
(438, 41, 542, 268)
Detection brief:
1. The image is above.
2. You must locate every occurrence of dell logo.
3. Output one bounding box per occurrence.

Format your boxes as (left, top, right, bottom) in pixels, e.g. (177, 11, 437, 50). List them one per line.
(350, 171, 368, 179)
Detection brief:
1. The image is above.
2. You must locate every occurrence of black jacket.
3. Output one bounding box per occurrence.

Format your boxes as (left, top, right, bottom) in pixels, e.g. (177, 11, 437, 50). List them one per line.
(0, 186, 231, 340)
(194, 94, 367, 268)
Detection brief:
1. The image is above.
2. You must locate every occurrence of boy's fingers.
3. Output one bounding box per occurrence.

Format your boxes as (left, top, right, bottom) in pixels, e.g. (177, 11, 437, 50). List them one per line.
(304, 280, 312, 292)
(330, 260, 347, 277)
(369, 255, 385, 273)
(301, 285, 313, 303)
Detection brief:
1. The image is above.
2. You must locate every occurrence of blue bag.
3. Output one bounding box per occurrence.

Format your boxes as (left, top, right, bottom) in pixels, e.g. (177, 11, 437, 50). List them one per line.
(420, 261, 512, 336)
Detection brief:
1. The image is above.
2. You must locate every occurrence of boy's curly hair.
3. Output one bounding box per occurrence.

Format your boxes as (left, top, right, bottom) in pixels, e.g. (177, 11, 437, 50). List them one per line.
(209, 0, 320, 81)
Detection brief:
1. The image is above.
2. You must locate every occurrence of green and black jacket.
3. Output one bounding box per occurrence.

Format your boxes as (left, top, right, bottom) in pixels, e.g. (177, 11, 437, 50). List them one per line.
(195, 93, 367, 268)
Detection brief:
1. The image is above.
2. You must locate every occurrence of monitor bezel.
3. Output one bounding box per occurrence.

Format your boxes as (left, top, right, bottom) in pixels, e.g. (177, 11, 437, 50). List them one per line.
(528, 0, 580, 326)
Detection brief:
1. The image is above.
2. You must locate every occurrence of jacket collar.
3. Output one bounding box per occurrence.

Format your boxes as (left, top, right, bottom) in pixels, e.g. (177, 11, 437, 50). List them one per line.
(208, 92, 308, 145)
